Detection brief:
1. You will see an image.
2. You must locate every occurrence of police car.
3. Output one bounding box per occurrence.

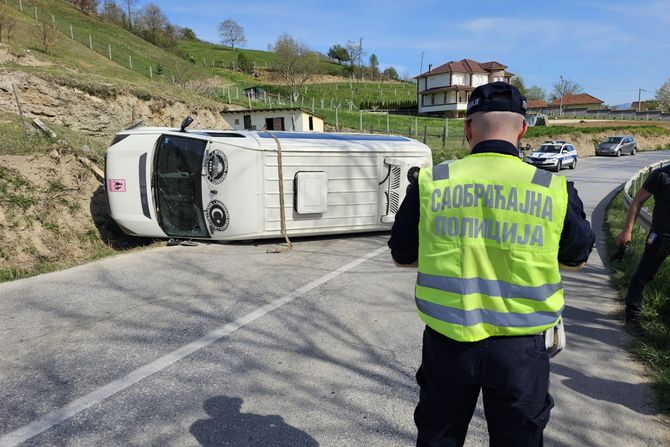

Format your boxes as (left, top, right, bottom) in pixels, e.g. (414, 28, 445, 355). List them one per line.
(524, 141, 577, 172)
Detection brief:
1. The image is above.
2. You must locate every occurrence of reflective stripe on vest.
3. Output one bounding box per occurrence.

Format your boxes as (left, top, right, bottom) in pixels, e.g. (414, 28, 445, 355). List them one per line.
(416, 297, 564, 328)
(417, 153, 568, 341)
(417, 272, 561, 302)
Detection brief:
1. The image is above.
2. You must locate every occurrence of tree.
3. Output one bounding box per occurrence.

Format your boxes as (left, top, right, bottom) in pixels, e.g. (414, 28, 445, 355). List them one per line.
(137, 3, 167, 45)
(37, 20, 58, 54)
(273, 33, 319, 101)
(525, 85, 547, 101)
(121, 0, 137, 29)
(511, 75, 526, 96)
(551, 78, 582, 100)
(656, 78, 670, 112)
(179, 27, 197, 40)
(327, 44, 349, 65)
(5, 14, 16, 44)
(345, 39, 365, 79)
(218, 19, 246, 50)
(383, 66, 399, 81)
(100, 0, 126, 26)
(69, 0, 99, 14)
(369, 53, 379, 79)
(0, 7, 12, 42)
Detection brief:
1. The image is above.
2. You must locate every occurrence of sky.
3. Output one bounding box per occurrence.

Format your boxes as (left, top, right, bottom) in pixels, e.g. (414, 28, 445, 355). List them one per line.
(152, 0, 670, 106)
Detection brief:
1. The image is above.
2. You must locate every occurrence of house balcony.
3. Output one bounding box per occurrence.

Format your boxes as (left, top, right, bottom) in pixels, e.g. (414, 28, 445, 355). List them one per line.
(418, 85, 473, 116)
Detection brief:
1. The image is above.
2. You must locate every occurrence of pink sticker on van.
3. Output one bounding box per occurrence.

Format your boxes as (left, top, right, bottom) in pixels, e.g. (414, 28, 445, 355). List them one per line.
(108, 179, 126, 192)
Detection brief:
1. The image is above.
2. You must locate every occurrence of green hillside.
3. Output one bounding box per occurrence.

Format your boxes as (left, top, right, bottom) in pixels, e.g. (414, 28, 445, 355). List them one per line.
(177, 39, 346, 76)
(1, 0, 222, 102)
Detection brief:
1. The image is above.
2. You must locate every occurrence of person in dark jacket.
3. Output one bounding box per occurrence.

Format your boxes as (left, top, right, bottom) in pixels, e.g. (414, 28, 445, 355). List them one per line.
(389, 82, 595, 447)
(616, 163, 670, 336)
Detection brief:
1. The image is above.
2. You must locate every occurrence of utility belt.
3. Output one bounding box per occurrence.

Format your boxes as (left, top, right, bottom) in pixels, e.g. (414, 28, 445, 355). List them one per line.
(426, 318, 566, 357)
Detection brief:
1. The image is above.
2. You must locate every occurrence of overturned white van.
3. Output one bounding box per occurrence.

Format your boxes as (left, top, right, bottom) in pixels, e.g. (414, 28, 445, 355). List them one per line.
(105, 126, 432, 241)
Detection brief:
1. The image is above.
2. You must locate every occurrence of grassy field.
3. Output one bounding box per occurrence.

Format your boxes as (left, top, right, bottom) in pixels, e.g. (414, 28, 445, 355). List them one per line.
(258, 81, 417, 108)
(526, 125, 669, 139)
(605, 192, 670, 412)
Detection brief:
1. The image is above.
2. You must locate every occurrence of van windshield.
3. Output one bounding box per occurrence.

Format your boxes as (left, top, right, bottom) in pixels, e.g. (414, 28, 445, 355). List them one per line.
(154, 135, 209, 238)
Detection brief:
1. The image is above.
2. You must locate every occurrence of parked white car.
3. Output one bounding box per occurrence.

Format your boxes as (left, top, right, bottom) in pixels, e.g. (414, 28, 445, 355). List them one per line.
(524, 141, 577, 172)
(105, 123, 432, 241)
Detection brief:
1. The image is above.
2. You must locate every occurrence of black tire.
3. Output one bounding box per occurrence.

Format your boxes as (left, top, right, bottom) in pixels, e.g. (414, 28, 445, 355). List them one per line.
(554, 161, 562, 172)
(631, 146, 637, 155)
(616, 149, 621, 157)
(569, 158, 577, 169)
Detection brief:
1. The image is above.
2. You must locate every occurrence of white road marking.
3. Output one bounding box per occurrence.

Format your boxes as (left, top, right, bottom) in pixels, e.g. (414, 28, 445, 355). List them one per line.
(0, 245, 388, 447)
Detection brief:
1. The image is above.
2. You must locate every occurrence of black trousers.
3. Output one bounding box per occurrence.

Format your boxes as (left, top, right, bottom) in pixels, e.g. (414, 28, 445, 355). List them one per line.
(415, 326, 553, 447)
(625, 233, 670, 319)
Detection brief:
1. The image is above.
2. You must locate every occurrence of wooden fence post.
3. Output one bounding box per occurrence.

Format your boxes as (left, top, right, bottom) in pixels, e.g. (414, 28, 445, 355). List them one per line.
(335, 106, 339, 132)
(423, 125, 427, 144)
(441, 125, 446, 149)
(12, 83, 28, 139)
(88, 34, 93, 50)
(70, 24, 74, 39)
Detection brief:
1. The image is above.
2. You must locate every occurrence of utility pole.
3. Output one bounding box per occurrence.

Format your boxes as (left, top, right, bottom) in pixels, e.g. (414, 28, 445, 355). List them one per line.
(638, 88, 646, 112)
(559, 75, 564, 118)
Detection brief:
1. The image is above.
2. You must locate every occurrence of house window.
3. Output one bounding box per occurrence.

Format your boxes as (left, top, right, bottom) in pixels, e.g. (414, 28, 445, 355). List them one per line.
(234, 118, 240, 125)
(458, 94, 462, 103)
(309, 116, 314, 130)
(431, 94, 435, 105)
(444, 93, 447, 104)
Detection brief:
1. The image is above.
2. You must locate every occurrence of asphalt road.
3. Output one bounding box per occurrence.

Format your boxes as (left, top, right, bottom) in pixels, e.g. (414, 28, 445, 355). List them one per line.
(1, 150, 670, 446)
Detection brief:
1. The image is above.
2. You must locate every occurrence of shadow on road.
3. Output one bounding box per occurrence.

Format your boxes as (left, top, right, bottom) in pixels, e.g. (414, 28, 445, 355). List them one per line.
(551, 363, 657, 416)
(190, 396, 318, 447)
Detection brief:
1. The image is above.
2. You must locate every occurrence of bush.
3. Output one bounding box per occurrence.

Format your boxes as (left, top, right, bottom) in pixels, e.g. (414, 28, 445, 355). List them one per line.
(237, 52, 254, 74)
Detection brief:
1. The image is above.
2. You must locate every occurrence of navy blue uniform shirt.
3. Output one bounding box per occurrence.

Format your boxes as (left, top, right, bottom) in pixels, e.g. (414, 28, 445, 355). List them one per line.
(642, 164, 670, 236)
(388, 140, 595, 265)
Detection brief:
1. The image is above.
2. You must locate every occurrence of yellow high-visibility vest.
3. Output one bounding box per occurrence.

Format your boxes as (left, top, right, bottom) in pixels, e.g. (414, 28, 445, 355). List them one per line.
(416, 153, 568, 341)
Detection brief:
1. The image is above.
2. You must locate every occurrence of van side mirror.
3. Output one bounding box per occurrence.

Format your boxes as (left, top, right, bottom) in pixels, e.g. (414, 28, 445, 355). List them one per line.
(180, 115, 194, 132)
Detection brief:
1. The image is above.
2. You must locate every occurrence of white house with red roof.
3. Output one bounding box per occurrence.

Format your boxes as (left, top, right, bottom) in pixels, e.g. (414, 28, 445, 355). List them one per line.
(415, 59, 514, 117)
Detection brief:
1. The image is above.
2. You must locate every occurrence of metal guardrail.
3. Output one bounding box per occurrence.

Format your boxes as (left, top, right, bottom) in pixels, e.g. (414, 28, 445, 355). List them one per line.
(623, 159, 670, 230)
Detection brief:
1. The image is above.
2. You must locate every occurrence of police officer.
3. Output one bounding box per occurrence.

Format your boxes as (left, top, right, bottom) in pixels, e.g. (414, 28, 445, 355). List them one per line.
(616, 162, 670, 336)
(389, 82, 595, 447)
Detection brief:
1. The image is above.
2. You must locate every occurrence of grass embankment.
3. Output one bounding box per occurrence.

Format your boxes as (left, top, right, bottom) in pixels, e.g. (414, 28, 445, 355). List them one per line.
(527, 125, 669, 140)
(0, 110, 155, 283)
(605, 192, 670, 412)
